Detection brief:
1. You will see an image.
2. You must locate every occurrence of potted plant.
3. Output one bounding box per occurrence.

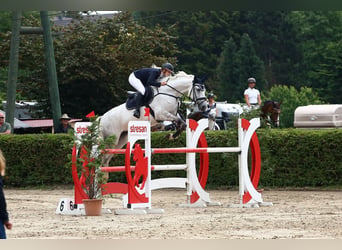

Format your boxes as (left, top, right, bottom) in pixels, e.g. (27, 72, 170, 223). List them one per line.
(75, 114, 115, 216)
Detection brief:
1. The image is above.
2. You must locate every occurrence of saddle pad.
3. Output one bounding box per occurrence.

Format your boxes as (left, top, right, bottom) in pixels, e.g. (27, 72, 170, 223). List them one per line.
(125, 86, 154, 110)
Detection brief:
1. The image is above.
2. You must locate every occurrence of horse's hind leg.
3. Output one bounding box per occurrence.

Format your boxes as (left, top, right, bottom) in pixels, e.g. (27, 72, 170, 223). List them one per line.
(102, 132, 128, 182)
(102, 154, 113, 182)
(116, 132, 128, 150)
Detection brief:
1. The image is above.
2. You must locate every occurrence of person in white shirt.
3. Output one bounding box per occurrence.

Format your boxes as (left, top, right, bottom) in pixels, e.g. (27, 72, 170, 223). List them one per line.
(244, 77, 261, 108)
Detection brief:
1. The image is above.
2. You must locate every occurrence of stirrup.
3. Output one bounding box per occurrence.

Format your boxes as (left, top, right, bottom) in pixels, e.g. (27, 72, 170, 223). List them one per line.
(127, 91, 136, 97)
(133, 109, 140, 118)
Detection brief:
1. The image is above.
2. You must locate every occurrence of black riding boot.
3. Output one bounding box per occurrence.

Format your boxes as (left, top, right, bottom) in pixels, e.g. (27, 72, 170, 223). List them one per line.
(133, 93, 143, 118)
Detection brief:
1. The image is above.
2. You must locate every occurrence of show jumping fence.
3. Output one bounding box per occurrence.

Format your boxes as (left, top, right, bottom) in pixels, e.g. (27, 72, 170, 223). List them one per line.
(56, 118, 272, 215)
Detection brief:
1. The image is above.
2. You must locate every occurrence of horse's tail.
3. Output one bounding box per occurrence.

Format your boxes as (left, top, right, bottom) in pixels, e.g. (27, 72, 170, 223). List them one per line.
(96, 116, 104, 141)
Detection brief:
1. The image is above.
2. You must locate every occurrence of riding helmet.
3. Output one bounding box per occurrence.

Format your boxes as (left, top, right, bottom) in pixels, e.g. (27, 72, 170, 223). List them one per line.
(248, 77, 256, 83)
(162, 63, 174, 73)
(207, 93, 215, 99)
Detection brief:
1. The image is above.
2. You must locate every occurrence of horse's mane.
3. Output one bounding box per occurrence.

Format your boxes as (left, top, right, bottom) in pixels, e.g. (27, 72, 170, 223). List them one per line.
(170, 71, 193, 80)
(164, 71, 194, 92)
(151, 64, 160, 69)
(150, 64, 193, 80)
(264, 100, 281, 107)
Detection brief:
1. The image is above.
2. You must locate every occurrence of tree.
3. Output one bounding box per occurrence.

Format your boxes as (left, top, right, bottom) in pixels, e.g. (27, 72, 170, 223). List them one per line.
(319, 42, 342, 102)
(0, 11, 179, 117)
(288, 11, 342, 103)
(133, 11, 242, 78)
(2, 11, 342, 117)
(54, 12, 179, 116)
(0, 12, 12, 33)
(245, 11, 303, 88)
(216, 33, 265, 103)
(236, 33, 265, 100)
(216, 38, 240, 102)
(134, 11, 306, 92)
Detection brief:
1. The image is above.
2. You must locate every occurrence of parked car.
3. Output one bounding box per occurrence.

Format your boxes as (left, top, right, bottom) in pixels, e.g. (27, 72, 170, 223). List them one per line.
(186, 101, 243, 130)
(215, 102, 243, 130)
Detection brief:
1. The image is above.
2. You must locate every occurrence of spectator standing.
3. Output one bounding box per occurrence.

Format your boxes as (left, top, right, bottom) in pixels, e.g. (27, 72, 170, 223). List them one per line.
(0, 150, 12, 239)
(206, 93, 218, 130)
(0, 113, 11, 134)
(55, 114, 73, 133)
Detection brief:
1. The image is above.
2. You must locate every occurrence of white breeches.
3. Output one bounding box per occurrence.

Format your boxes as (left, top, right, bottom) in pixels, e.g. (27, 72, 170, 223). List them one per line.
(129, 73, 145, 95)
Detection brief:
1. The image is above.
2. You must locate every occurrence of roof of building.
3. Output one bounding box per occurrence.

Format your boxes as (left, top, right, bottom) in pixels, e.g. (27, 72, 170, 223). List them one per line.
(21, 119, 53, 128)
(53, 13, 117, 26)
(14, 118, 32, 128)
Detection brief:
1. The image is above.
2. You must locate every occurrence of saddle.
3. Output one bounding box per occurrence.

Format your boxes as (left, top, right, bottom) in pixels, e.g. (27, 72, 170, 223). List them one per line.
(125, 86, 154, 110)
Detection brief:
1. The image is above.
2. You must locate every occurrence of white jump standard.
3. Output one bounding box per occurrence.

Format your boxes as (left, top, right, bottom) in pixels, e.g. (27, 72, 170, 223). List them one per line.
(115, 117, 271, 214)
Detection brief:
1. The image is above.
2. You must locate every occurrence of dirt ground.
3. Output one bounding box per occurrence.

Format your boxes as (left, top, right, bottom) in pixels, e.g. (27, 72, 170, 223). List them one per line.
(3, 187, 342, 239)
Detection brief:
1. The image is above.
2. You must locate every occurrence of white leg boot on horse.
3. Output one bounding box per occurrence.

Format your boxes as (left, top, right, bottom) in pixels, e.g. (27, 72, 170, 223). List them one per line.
(166, 118, 186, 140)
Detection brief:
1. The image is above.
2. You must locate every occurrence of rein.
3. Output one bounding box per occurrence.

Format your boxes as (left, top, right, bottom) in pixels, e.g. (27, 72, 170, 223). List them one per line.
(264, 101, 281, 126)
(154, 78, 202, 103)
(150, 77, 205, 119)
(152, 84, 188, 119)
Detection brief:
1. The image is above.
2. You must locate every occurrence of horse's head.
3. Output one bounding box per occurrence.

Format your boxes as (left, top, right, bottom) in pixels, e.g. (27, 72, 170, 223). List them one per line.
(191, 76, 208, 112)
(262, 100, 282, 127)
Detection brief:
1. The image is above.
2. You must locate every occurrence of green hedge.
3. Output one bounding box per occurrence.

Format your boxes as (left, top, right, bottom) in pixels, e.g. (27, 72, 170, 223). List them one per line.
(1, 128, 342, 188)
(0, 134, 74, 186)
(258, 129, 342, 187)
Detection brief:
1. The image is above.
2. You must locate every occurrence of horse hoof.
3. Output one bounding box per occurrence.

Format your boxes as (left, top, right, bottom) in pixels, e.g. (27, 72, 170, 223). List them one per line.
(164, 134, 174, 140)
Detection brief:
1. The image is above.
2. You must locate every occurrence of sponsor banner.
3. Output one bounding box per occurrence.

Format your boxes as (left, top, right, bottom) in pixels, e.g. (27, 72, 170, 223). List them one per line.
(74, 122, 92, 144)
(128, 121, 150, 141)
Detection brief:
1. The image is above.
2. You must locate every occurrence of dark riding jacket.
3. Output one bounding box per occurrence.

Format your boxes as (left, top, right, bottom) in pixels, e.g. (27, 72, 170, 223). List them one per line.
(133, 68, 162, 88)
(0, 176, 9, 224)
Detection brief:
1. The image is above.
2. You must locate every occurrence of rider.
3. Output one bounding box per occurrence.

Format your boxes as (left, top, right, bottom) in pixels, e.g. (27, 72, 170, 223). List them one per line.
(207, 93, 217, 112)
(244, 77, 261, 108)
(206, 93, 218, 130)
(128, 63, 174, 118)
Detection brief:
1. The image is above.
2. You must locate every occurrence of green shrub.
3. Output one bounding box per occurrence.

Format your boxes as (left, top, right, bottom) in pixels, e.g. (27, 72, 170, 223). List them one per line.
(0, 134, 73, 186)
(258, 128, 342, 187)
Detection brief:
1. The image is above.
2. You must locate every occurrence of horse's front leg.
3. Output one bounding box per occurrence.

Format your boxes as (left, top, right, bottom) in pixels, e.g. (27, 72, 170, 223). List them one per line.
(153, 109, 186, 140)
(167, 117, 186, 140)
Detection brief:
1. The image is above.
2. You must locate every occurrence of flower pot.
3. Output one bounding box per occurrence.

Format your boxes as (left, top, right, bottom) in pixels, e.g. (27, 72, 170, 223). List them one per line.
(82, 199, 103, 216)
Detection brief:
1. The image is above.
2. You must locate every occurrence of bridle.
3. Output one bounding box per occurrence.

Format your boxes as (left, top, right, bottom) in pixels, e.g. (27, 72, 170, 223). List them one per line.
(154, 78, 207, 110)
(269, 102, 281, 126)
(188, 82, 207, 108)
